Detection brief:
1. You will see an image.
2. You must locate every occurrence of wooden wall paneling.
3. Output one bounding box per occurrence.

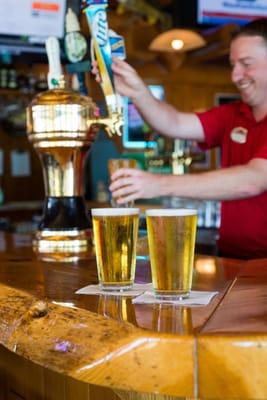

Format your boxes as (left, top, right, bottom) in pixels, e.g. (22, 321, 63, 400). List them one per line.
(3, 134, 44, 203)
(169, 63, 233, 86)
(164, 83, 211, 112)
(7, 393, 23, 400)
(165, 82, 237, 113)
(0, 91, 44, 203)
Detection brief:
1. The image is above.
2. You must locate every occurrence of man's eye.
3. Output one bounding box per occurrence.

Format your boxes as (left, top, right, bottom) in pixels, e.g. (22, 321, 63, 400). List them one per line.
(242, 61, 252, 67)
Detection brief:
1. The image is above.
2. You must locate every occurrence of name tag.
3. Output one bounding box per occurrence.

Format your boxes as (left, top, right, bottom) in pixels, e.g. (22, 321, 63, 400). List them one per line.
(230, 127, 248, 144)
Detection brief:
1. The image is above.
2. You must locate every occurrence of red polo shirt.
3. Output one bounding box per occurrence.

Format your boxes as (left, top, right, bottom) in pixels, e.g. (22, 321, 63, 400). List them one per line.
(197, 101, 267, 259)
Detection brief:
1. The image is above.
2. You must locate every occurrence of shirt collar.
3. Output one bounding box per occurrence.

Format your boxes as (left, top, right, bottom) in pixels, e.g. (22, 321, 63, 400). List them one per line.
(238, 101, 267, 123)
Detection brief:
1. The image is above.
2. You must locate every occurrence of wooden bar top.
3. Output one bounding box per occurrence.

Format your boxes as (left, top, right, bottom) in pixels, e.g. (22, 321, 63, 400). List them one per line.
(0, 232, 266, 400)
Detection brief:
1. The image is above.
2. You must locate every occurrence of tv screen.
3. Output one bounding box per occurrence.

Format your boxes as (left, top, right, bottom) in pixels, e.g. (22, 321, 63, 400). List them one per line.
(214, 92, 240, 106)
(0, 0, 78, 59)
(197, 0, 267, 26)
(123, 85, 165, 149)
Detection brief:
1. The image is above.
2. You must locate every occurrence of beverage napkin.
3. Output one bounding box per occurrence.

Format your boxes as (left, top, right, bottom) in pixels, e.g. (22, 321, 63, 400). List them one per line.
(133, 288, 218, 306)
(75, 283, 152, 297)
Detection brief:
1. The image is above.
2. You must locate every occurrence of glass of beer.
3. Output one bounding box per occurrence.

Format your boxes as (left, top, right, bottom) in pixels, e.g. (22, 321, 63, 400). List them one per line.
(108, 158, 137, 207)
(92, 208, 139, 291)
(146, 209, 197, 300)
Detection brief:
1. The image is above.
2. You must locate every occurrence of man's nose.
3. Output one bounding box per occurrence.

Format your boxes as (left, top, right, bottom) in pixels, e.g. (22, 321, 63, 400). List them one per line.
(231, 64, 244, 83)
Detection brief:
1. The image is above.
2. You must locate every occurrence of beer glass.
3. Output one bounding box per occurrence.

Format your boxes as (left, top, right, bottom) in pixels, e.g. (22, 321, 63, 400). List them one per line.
(108, 158, 137, 207)
(92, 208, 139, 291)
(146, 209, 197, 300)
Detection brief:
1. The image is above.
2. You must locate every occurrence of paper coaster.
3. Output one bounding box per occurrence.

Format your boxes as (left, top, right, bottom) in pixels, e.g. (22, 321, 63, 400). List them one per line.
(75, 283, 152, 297)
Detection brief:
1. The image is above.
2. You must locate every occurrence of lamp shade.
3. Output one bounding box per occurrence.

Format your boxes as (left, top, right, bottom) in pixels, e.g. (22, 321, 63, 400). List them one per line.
(149, 29, 206, 52)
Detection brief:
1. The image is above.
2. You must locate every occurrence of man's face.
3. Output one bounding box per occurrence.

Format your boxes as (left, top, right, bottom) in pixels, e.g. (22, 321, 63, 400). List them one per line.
(230, 35, 267, 108)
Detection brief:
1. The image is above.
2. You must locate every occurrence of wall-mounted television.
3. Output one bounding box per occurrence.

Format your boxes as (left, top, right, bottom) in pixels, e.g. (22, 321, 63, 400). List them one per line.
(0, 0, 80, 61)
(122, 85, 165, 149)
(214, 92, 240, 106)
(198, 0, 267, 26)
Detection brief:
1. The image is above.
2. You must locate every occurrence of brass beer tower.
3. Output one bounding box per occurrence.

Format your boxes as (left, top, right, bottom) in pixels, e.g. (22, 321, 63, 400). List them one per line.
(27, 84, 122, 261)
(27, 85, 92, 260)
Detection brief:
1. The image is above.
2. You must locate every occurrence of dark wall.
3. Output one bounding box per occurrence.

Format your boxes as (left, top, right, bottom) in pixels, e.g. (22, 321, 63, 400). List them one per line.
(170, 0, 198, 28)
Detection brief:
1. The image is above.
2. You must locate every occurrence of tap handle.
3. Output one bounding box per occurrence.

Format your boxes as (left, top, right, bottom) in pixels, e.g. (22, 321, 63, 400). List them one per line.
(45, 37, 63, 89)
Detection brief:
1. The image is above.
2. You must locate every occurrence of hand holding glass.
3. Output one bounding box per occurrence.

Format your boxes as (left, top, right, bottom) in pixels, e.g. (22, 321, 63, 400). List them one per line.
(146, 209, 197, 300)
(92, 208, 139, 291)
(108, 158, 137, 207)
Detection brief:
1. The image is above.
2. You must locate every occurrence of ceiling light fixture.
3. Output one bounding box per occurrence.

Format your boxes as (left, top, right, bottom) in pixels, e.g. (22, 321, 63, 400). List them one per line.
(149, 29, 206, 53)
(171, 39, 184, 50)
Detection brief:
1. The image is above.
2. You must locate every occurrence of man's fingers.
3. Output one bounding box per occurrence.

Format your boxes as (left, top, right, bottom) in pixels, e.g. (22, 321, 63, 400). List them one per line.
(109, 176, 135, 192)
(91, 61, 102, 82)
(114, 193, 137, 204)
(111, 168, 140, 181)
(112, 186, 139, 203)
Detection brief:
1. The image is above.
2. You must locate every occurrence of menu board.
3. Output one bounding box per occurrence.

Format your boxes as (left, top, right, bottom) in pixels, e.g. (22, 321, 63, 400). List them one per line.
(0, 0, 66, 40)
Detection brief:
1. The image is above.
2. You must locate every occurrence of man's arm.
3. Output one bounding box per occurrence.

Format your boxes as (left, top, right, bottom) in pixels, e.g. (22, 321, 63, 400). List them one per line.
(111, 58, 205, 141)
(109, 158, 267, 203)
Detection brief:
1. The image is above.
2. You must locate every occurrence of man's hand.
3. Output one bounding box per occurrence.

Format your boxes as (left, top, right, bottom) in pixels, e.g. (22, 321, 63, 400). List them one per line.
(111, 57, 149, 101)
(91, 57, 150, 101)
(91, 60, 102, 83)
(109, 168, 165, 204)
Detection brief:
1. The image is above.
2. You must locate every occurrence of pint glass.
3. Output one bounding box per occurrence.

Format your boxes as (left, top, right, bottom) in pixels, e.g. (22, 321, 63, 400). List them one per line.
(108, 158, 137, 207)
(92, 208, 139, 291)
(146, 209, 197, 300)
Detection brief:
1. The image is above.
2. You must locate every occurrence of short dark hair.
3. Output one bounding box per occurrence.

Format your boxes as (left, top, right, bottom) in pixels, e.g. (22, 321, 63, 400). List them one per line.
(232, 18, 267, 45)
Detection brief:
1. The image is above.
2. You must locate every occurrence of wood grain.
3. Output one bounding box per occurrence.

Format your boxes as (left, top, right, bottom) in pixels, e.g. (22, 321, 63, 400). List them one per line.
(0, 283, 194, 398)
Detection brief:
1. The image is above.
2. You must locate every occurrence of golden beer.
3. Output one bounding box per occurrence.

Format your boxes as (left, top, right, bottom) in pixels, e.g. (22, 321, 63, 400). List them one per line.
(92, 208, 139, 290)
(146, 209, 197, 299)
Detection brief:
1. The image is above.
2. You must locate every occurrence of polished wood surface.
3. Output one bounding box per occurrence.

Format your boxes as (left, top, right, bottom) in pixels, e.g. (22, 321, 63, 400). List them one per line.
(0, 232, 266, 400)
(198, 258, 267, 399)
(0, 233, 240, 332)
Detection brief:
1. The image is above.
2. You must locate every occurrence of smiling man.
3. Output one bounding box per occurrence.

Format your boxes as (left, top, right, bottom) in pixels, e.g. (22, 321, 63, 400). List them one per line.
(105, 19, 267, 259)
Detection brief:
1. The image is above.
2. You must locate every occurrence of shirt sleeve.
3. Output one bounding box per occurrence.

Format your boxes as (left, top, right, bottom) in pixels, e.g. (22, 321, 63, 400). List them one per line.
(196, 104, 234, 150)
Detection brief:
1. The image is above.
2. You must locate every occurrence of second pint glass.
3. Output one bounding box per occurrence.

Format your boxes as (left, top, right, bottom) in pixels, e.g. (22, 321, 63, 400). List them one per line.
(146, 209, 197, 300)
(92, 208, 139, 291)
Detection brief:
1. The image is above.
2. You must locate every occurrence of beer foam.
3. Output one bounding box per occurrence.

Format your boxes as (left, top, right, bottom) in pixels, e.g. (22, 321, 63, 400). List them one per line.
(91, 208, 140, 216)
(146, 209, 197, 217)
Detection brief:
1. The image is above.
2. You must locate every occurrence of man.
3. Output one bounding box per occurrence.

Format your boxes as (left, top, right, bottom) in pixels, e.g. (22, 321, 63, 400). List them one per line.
(97, 19, 267, 259)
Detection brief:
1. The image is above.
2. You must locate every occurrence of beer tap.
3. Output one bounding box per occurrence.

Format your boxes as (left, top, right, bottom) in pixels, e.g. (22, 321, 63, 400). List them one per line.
(172, 139, 192, 175)
(81, 0, 125, 137)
